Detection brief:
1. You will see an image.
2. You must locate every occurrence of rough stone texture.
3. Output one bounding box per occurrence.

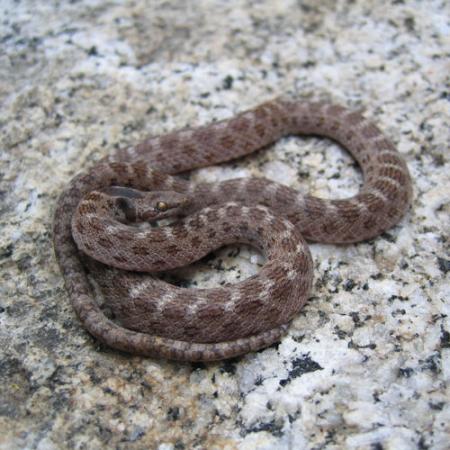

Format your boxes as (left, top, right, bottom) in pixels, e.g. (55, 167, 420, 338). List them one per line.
(0, 1, 449, 449)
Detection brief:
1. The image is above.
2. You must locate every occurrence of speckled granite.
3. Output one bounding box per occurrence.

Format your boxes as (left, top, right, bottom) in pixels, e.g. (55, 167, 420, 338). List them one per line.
(1, 0, 449, 449)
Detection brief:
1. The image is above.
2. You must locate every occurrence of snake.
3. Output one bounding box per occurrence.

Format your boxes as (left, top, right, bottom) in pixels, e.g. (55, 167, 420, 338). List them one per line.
(53, 98, 412, 362)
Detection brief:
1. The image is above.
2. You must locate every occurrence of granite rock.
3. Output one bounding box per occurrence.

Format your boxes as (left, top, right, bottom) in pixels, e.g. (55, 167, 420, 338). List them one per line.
(0, 0, 449, 449)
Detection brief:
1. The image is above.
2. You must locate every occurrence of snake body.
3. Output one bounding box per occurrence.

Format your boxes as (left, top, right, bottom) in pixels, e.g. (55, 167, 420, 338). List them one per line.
(53, 99, 412, 361)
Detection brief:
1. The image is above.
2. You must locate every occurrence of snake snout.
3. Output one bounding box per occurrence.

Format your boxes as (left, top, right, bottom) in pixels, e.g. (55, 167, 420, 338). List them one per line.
(140, 191, 191, 222)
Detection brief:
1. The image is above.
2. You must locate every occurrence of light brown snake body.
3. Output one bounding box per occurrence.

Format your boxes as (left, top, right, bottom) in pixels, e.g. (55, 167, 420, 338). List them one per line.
(53, 99, 412, 361)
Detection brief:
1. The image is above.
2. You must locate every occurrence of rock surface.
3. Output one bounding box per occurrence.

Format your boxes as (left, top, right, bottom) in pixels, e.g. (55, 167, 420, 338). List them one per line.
(1, 1, 449, 449)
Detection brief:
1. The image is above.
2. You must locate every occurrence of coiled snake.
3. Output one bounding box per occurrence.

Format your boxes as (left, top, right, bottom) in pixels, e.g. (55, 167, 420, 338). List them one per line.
(53, 99, 412, 361)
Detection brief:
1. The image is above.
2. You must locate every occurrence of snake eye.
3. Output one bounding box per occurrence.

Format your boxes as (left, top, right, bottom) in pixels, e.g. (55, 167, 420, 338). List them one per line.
(156, 201, 169, 212)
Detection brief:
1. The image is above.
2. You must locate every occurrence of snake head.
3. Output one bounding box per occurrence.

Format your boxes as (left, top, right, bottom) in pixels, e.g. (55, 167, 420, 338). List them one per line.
(140, 191, 190, 221)
(103, 186, 190, 222)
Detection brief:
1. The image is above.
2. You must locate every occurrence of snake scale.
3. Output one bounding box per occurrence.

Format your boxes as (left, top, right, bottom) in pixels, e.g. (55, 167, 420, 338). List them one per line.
(53, 98, 412, 361)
